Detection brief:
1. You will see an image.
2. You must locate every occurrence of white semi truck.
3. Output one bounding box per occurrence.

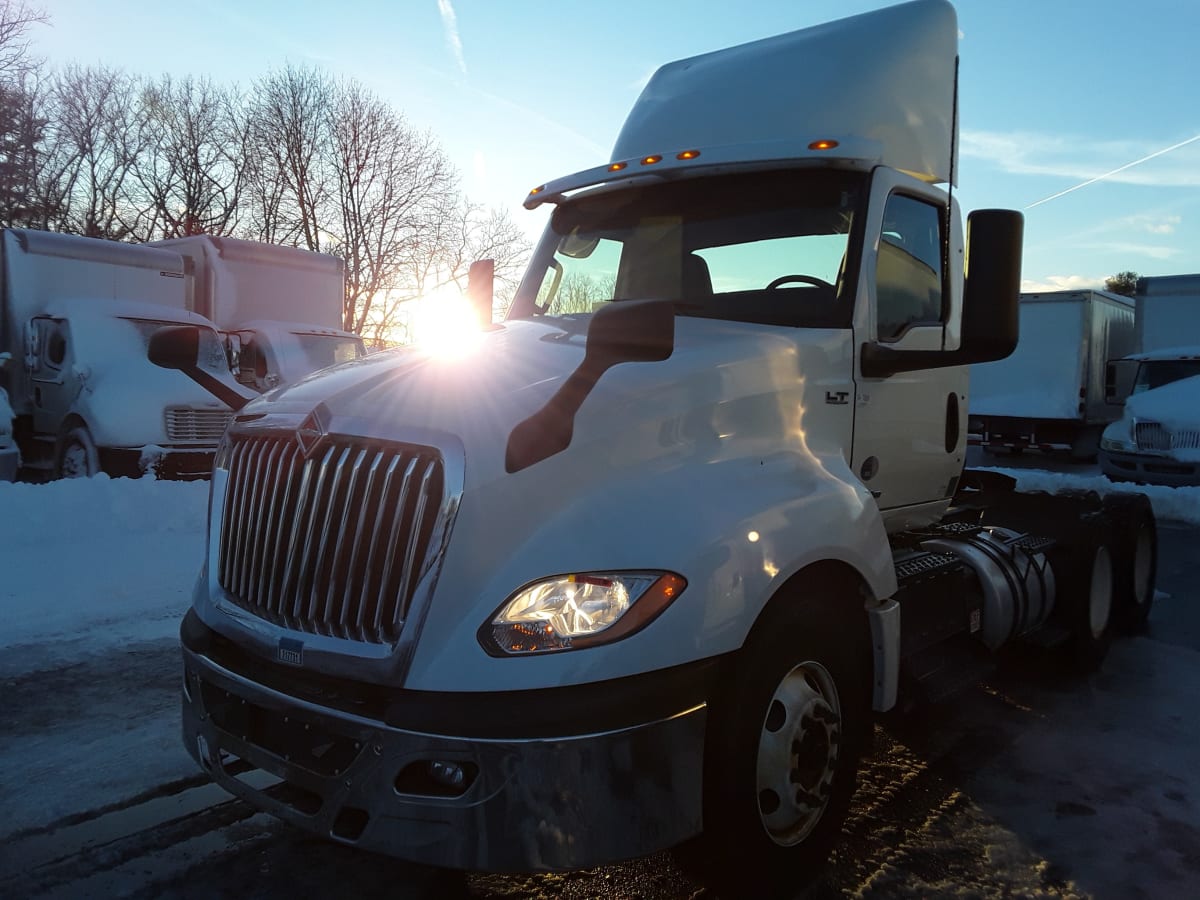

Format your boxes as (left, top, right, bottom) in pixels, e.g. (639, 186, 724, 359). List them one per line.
(149, 235, 365, 392)
(152, 1, 1158, 894)
(0, 228, 237, 479)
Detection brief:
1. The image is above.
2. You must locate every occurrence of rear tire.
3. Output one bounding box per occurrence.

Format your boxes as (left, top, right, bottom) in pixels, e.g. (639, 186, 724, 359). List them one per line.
(1059, 541, 1115, 672)
(677, 599, 870, 898)
(1103, 493, 1157, 633)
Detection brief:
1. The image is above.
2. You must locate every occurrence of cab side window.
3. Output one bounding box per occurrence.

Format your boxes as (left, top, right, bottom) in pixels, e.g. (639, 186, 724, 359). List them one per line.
(875, 194, 945, 341)
(31, 319, 68, 378)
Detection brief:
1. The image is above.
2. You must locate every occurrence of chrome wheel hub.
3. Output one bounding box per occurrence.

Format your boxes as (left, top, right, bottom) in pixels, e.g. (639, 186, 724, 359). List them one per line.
(756, 661, 841, 846)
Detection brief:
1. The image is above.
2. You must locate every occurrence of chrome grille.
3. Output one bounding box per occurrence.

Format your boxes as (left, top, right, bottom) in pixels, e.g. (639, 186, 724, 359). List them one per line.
(1135, 421, 1200, 453)
(217, 433, 445, 644)
(166, 407, 232, 441)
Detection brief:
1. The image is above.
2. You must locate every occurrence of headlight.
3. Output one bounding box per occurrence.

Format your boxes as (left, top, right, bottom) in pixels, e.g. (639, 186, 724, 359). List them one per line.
(480, 571, 687, 656)
(1100, 419, 1136, 453)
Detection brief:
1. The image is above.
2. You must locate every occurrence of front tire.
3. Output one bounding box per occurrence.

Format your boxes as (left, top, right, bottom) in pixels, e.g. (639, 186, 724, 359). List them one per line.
(680, 602, 870, 897)
(56, 426, 100, 479)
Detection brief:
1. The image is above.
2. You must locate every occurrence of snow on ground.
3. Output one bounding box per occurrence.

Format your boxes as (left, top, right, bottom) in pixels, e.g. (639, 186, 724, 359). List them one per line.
(0, 475, 207, 671)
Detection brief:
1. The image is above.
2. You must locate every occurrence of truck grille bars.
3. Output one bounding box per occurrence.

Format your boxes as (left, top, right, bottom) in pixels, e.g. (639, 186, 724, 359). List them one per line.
(165, 407, 234, 441)
(217, 434, 446, 645)
(1135, 421, 1200, 453)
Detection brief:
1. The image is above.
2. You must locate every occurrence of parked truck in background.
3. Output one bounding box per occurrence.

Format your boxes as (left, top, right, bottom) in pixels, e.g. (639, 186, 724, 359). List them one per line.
(1100, 273, 1200, 484)
(151, 2, 1159, 895)
(0, 228, 237, 480)
(968, 289, 1136, 459)
(149, 235, 365, 392)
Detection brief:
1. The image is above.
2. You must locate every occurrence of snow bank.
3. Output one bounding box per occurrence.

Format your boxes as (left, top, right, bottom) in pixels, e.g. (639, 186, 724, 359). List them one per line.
(0, 476, 208, 666)
(982, 466, 1200, 525)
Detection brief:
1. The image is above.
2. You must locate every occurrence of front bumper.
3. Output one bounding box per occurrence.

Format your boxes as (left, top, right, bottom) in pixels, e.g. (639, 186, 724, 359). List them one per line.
(181, 622, 710, 872)
(1100, 448, 1200, 487)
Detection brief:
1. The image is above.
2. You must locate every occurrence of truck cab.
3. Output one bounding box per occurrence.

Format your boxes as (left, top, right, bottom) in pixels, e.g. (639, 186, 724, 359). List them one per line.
(154, 1, 1151, 893)
(224, 320, 365, 392)
(19, 300, 233, 478)
(1100, 347, 1200, 485)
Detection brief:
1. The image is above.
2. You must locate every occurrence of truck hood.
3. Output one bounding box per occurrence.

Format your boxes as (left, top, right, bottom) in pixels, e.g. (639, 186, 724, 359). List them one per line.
(1125, 374, 1200, 431)
(244, 315, 851, 487)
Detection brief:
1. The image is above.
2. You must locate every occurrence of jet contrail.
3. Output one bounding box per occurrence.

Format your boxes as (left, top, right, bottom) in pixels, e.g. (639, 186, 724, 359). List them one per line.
(1025, 132, 1200, 210)
(437, 0, 467, 76)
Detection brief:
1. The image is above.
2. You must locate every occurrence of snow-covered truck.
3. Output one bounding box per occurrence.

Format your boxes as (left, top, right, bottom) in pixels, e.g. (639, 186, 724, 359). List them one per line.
(149, 235, 365, 392)
(968, 289, 1136, 459)
(1099, 273, 1200, 484)
(152, 1, 1158, 894)
(0, 228, 236, 479)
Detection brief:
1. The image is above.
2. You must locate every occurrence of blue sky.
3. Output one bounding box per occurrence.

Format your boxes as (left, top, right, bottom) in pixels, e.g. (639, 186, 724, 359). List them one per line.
(32, 0, 1200, 291)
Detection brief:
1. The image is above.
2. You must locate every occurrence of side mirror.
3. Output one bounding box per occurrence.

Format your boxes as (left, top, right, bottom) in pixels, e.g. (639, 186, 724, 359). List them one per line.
(506, 299, 675, 472)
(149, 326, 253, 412)
(1106, 358, 1138, 404)
(960, 208, 1022, 363)
(466, 259, 495, 326)
(585, 296, 675, 366)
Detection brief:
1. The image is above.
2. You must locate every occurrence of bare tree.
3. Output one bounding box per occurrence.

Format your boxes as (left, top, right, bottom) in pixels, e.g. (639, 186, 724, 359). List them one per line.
(327, 79, 458, 332)
(0, 1, 45, 81)
(38, 65, 146, 238)
(127, 75, 246, 240)
(243, 65, 333, 251)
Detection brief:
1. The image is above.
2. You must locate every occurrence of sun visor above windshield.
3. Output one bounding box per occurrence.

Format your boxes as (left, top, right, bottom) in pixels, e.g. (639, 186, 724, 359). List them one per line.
(612, 0, 958, 186)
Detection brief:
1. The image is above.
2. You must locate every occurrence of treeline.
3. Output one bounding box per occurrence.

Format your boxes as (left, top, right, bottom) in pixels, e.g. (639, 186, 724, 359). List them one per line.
(0, 3, 529, 344)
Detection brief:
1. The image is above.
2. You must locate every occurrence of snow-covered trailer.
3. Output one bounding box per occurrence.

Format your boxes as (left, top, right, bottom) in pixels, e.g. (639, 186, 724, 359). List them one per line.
(968, 289, 1136, 458)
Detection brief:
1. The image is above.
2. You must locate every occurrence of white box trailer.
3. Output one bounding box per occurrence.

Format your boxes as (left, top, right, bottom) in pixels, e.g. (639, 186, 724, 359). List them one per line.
(1136, 273, 1200, 354)
(150, 235, 365, 392)
(969, 289, 1136, 458)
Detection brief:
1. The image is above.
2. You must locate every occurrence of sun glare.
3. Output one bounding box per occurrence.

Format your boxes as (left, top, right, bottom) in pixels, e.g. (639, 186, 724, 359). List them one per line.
(411, 287, 482, 358)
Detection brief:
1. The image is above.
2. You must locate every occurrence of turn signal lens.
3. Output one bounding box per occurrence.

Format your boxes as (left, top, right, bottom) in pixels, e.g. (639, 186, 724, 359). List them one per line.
(808, 140, 839, 151)
(676, 149, 701, 160)
(608, 161, 628, 172)
(641, 154, 663, 165)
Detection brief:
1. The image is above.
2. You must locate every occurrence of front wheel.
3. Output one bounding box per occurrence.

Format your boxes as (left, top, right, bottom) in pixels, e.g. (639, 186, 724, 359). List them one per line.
(678, 604, 870, 897)
(56, 426, 100, 479)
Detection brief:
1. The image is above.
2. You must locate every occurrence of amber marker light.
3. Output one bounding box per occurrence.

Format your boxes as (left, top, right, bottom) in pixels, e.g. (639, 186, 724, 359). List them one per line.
(608, 161, 628, 172)
(676, 149, 701, 160)
(641, 154, 663, 165)
(529, 185, 545, 195)
(808, 140, 839, 151)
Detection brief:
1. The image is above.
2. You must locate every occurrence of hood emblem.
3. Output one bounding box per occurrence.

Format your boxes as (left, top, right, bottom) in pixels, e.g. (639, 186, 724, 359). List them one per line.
(296, 409, 326, 457)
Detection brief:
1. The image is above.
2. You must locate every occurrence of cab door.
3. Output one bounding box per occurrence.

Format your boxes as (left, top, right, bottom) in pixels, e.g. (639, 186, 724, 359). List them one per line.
(850, 171, 967, 527)
(26, 316, 79, 436)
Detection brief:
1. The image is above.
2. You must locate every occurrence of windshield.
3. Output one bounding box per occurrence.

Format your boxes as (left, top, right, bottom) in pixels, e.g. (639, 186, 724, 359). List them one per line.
(292, 333, 364, 371)
(1133, 359, 1200, 394)
(508, 170, 864, 328)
